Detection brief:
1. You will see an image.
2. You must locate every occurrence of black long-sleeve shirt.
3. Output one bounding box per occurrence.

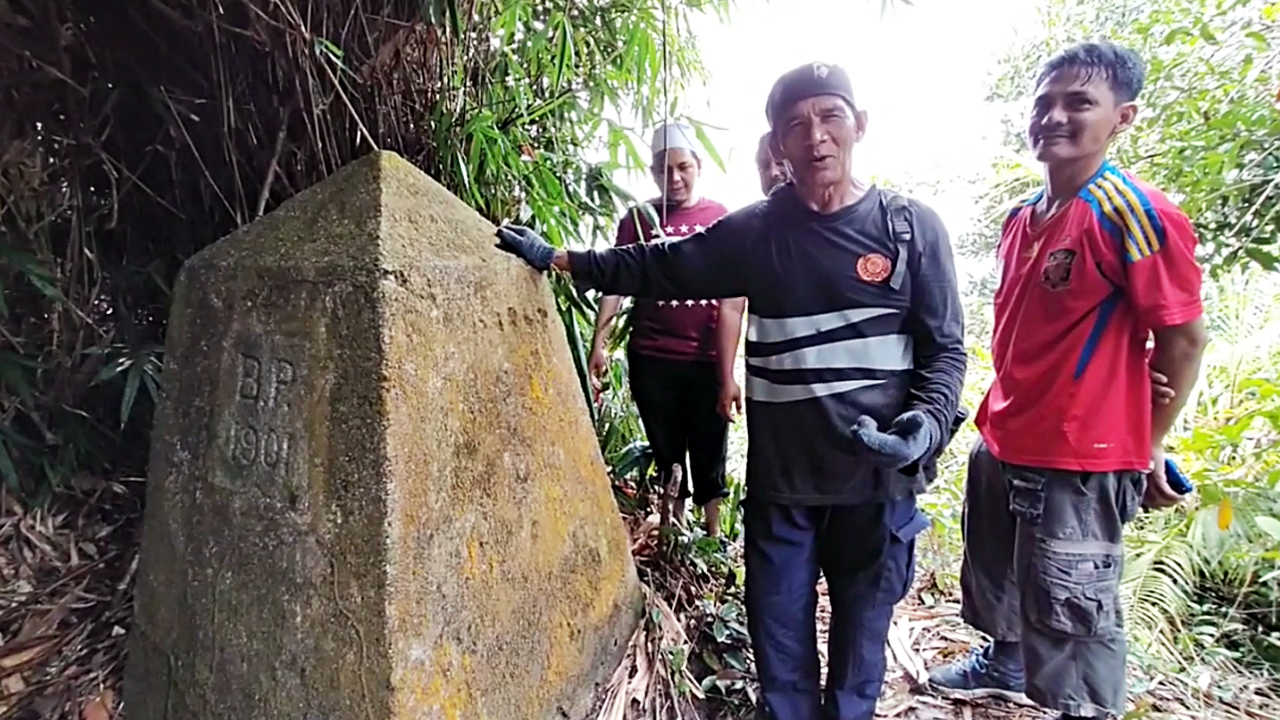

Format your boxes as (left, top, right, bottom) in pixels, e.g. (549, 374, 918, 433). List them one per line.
(569, 185, 966, 505)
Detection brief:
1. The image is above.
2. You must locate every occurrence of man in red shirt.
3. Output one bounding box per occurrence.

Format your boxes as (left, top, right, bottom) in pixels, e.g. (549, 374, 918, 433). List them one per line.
(587, 122, 744, 535)
(927, 42, 1208, 720)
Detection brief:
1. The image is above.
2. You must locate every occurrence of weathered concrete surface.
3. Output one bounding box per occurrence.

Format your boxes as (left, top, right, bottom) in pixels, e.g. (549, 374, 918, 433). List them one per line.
(124, 151, 642, 720)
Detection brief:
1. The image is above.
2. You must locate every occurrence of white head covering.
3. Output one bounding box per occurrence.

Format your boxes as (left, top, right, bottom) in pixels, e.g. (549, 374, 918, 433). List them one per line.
(649, 122, 700, 157)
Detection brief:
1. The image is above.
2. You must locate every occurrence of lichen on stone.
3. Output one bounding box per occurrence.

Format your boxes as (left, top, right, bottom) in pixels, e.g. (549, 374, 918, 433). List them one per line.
(125, 150, 641, 720)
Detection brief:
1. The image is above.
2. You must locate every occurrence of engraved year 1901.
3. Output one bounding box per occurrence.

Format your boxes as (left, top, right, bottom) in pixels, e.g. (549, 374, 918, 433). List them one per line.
(227, 351, 297, 472)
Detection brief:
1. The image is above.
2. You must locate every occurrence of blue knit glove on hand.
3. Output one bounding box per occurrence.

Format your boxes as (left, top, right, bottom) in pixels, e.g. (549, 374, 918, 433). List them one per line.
(851, 411, 938, 470)
(495, 224, 556, 271)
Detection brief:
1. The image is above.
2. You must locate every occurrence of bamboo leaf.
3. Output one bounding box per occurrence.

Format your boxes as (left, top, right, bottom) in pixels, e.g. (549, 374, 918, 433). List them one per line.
(687, 118, 726, 173)
(142, 371, 162, 402)
(554, 14, 574, 91)
(314, 37, 343, 61)
(121, 363, 143, 428)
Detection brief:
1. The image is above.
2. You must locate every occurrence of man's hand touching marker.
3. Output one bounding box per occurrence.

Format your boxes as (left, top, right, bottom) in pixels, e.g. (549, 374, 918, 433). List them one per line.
(495, 224, 557, 271)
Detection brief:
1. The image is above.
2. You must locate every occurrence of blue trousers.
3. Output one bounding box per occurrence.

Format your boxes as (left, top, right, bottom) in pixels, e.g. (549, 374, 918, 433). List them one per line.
(744, 497, 930, 720)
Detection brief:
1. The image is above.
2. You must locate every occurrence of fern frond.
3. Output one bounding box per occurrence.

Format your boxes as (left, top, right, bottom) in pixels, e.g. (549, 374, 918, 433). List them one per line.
(1123, 514, 1200, 665)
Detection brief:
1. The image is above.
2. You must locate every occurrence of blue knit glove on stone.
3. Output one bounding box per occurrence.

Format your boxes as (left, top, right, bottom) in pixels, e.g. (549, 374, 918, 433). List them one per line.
(495, 224, 556, 271)
(851, 411, 938, 470)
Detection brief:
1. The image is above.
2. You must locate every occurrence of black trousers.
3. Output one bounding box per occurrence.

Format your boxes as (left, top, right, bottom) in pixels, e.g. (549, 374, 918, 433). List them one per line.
(627, 350, 730, 506)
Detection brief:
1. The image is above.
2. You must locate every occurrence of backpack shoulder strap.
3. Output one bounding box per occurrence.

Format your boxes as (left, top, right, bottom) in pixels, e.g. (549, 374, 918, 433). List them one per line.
(879, 190, 913, 291)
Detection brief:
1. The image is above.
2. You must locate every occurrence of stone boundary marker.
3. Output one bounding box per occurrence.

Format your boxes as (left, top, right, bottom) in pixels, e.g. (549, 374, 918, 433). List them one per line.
(124, 151, 642, 720)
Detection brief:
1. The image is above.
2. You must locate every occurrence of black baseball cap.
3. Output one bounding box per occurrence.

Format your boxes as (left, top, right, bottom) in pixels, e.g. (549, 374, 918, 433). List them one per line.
(765, 62, 857, 129)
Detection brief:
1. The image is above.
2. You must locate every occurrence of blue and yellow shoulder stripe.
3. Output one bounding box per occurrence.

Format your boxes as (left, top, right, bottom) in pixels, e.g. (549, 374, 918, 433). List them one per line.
(1080, 162, 1167, 262)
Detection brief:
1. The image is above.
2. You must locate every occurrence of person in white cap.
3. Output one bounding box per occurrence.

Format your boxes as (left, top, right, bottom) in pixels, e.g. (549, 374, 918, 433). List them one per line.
(584, 122, 744, 536)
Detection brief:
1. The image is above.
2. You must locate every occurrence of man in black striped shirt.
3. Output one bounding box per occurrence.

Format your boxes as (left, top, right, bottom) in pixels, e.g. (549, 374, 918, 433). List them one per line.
(497, 62, 966, 720)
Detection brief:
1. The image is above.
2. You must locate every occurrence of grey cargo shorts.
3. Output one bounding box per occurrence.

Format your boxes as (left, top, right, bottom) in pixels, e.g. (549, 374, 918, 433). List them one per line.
(959, 437, 1146, 717)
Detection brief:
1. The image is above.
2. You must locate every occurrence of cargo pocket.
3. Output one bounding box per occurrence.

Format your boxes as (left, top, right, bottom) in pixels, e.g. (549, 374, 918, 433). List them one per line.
(1116, 471, 1146, 525)
(873, 503, 932, 607)
(1005, 465, 1047, 525)
(1025, 539, 1122, 639)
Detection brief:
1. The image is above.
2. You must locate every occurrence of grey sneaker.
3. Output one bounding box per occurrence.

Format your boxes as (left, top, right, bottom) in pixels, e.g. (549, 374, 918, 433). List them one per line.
(927, 644, 1033, 706)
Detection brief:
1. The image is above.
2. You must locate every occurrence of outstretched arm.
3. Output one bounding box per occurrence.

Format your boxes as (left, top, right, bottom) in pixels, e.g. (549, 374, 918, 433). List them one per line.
(560, 212, 752, 299)
(498, 206, 757, 300)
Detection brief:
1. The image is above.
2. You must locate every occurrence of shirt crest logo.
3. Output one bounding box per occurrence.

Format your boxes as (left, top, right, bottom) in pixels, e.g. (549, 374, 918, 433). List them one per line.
(813, 63, 830, 79)
(1041, 248, 1077, 291)
(856, 253, 892, 283)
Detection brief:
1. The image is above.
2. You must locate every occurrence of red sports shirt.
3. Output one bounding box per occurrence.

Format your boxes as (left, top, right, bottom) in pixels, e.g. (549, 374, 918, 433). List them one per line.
(614, 198, 730, 362)
(975, 161, 1204, 472)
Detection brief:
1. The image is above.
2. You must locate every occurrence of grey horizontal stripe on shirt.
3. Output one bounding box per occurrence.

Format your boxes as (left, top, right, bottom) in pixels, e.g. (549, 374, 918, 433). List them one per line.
(746, 306, 897, 344)
(746, 376, 886, 404)
(747, 333, 914, 372)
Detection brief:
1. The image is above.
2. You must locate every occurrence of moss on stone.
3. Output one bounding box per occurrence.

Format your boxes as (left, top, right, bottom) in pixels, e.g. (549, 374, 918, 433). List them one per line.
(125, 150, 641, 720)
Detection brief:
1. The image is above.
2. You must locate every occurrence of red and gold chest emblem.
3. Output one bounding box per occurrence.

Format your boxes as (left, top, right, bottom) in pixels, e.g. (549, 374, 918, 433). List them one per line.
(856, 253, 892, 283)
(1040, 248, 1077, 291)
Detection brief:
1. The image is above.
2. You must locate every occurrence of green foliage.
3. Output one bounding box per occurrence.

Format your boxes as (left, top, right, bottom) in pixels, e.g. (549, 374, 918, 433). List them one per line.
(0, 0, 728, 499)
(972, 0, 1280, 273)
(554, 270, 652, 472)
(1123, 270, 1280, 672)
(629, 502, 755, 717)
(916, 342, 994, 588)
(1123, 0, 1280, 273)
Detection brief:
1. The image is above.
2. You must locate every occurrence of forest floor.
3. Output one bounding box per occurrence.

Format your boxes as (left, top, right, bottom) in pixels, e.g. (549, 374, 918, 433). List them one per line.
(1, 481, 1278, 720)
(816, 576, 1280, 720)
